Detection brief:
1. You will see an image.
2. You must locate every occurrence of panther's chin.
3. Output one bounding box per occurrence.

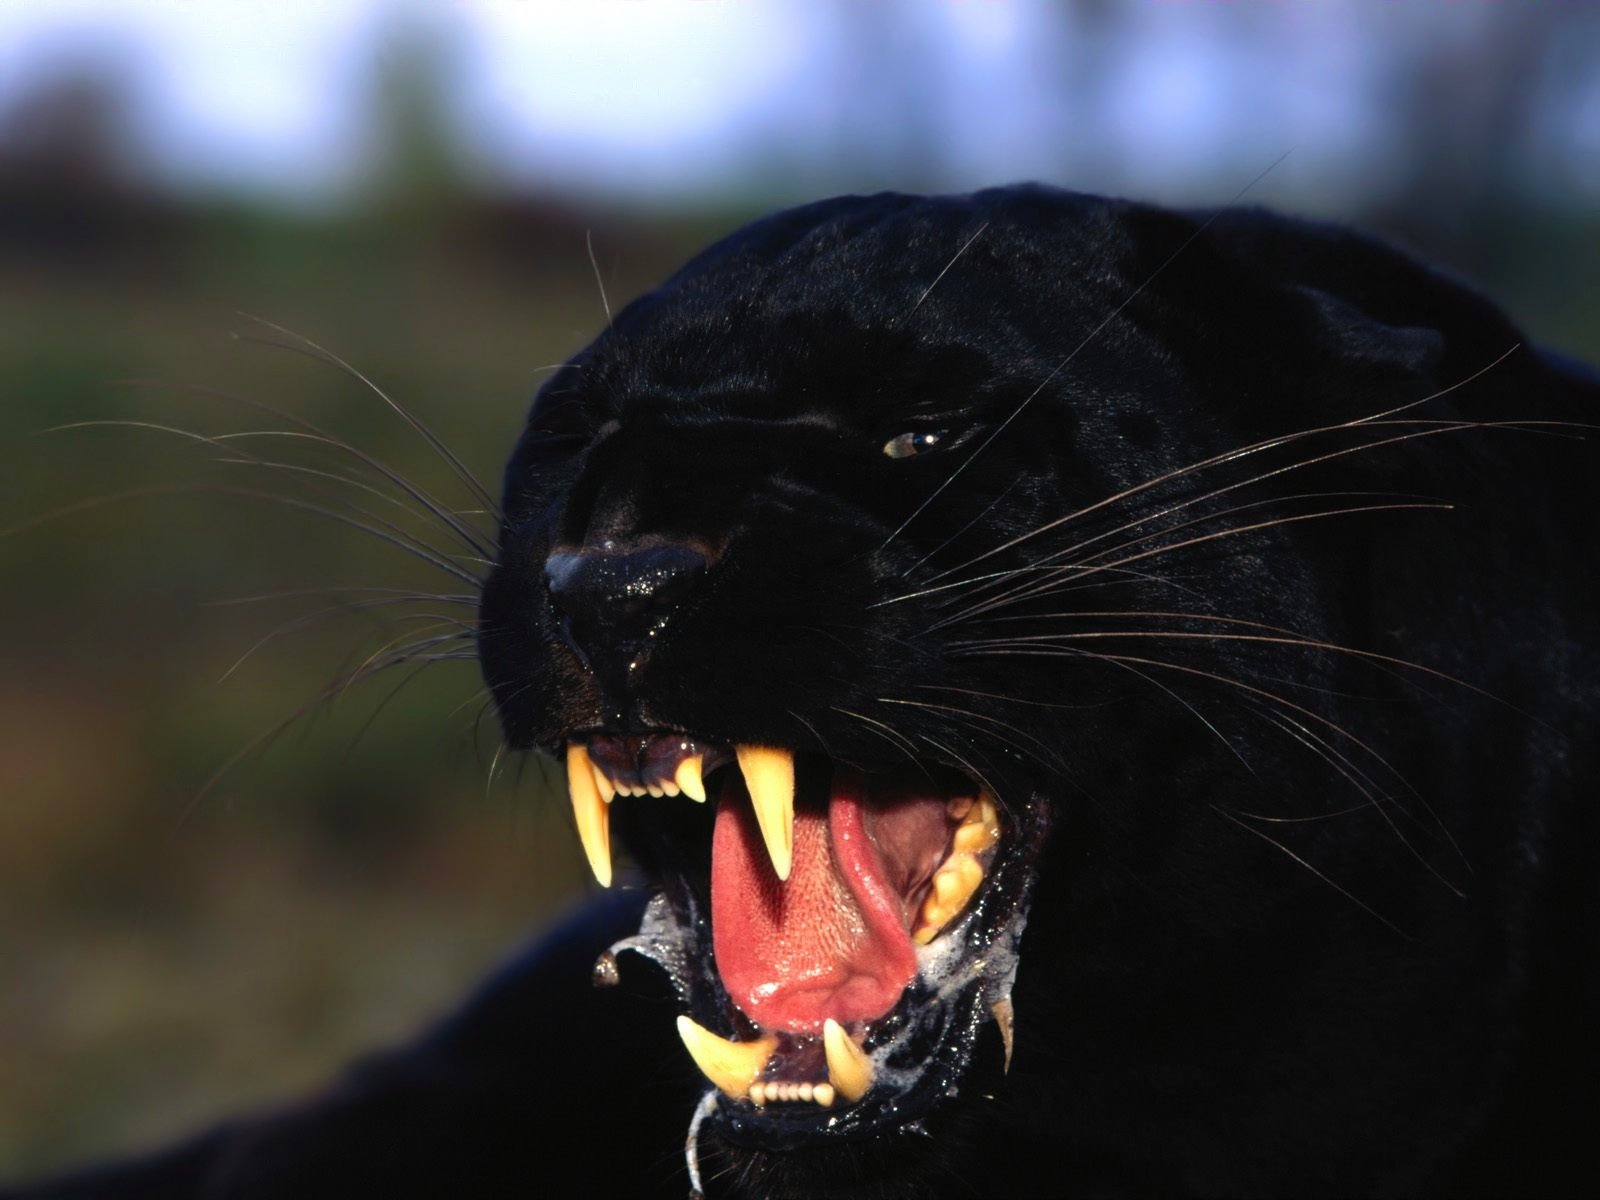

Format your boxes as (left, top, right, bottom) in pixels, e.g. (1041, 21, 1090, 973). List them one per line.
(566, 732, 1047, 1146)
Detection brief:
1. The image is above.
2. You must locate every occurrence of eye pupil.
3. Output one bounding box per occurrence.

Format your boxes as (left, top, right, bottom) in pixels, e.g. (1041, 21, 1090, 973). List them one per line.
(883, 430, 944, 459)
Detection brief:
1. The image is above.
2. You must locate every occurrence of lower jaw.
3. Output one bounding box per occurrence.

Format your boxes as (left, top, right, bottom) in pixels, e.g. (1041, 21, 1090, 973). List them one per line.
(589, 763, 1050, 1147)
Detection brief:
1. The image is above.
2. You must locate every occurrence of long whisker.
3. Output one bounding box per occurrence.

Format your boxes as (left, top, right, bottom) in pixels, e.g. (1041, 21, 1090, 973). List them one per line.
(961, 643, 1467, 872)
(877, 697, 1064, 770)
(44, 420, 473, 549)
(184, 635, 472, 821)
(950, 619, 1529, 724)
(923, 416, 1562, 617)
(829, 706, 922, 765)
(1034, 421, 1559, 576)
(109, 380, 497, 558)
(935, 502, 1451, 627)
(923, 345, 1523, 584)
(236, 314, 503, 522)
(341, 662, 436, 765)
(1209, 803, 1409, 938)
(219, 601, 475, 684)
(6, 484, 483, 588)
(900, 478, 1022, 579)
(876, 563, 1186, 610)
(1244, 700, 1463, 883)
(586, 229, 614, 329)
(902, 220, 990, 322)
(207, 586, 477, 608)
(1065, 488, 1438, 570)
(915, 733, 1002, 806)
(931, 488, 1434, 623)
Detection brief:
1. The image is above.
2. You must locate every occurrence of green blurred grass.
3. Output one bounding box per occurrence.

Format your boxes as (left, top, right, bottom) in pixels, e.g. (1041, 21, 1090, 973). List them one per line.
(0, 203, 731, 1176)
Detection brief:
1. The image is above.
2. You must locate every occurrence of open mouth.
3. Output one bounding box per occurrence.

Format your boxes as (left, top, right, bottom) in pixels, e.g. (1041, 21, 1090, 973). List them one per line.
(564, 731, 1042, 1138)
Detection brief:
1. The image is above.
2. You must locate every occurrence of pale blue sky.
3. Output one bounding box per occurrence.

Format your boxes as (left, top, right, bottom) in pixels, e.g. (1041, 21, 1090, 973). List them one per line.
(0, 0, 1595, 209)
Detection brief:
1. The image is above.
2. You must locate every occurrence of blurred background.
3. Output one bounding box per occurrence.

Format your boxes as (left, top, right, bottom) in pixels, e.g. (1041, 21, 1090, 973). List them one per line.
(2, 0, 1597, 1180)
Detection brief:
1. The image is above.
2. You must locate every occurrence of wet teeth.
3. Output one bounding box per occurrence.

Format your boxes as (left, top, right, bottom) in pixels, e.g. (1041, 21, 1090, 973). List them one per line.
(675, 754, 707, 803)
(566, 743, 612, 888)
(822, 1018, 873, 1103)
(952, 795, 1001, 856)
(913, 795, 1001, 945)
(588, 761, 616, 803)
(735, 745, 795, 881)
(676, 1016, 777, 1101)
(750, 1078, 833, 1107)
(990, 996, 1015, 1073)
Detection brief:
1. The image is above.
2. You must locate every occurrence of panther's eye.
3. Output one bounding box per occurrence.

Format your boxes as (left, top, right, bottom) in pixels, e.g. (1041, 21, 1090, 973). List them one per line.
(882, 430, 945, 459)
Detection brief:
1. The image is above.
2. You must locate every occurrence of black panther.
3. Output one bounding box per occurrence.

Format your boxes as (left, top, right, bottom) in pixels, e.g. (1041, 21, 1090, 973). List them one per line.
(11, 187, 1598, 1199)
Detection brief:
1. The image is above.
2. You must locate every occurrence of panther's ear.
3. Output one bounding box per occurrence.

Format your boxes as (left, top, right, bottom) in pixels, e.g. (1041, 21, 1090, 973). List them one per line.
(1289, 285, 1447, 379)
(1196, 207, 1522, 398)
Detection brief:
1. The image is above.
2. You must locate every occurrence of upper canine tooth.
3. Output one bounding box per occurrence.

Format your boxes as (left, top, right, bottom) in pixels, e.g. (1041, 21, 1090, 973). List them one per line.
(822, 1018, 872, 1103)
(675, 754, 707, 803)
(675, 1016, 777, 1100)
(735, 745, 794, 881)
(566, 743, 612, 887)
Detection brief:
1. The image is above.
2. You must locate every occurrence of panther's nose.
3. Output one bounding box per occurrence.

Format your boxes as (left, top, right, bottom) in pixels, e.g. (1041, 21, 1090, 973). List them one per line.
(544, 543, 707, 683)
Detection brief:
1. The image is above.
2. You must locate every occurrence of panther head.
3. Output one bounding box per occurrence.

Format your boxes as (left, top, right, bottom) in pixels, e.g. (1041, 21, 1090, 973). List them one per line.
(477, 187, 1589, 1195)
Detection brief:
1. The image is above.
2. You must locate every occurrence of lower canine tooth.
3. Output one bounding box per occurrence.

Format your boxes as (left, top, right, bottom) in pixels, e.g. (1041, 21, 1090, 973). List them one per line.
(676, 1016, 777, 1100)
(566, 744, 612, 887)
(991, 996, 1016, 1074)
(735, 745, 795, 881)
(822, 1018, 873, 1103)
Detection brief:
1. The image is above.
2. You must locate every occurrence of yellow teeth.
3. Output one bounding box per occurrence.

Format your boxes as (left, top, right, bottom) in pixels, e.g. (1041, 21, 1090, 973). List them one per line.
(566, 743, 612, 888)
(822, 1018, 873, 1103)
(990, 996, 1015, 1073)
(675, 754, 707, 803)
(735, 745, 795, 881)
(676, 1016, 778, 1100)
(912, 794, 1000, 945)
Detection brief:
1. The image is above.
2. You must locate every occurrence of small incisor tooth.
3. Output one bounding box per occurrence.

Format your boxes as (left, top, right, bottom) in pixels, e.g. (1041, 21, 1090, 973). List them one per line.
(822, 1018, 872, 1103)
(676, 1016, 777, 1100)
(566, 743, 611, 887)
(735, 745, 795, 881)
(588, 762, 616, 804)
(675, 754, 707, 803)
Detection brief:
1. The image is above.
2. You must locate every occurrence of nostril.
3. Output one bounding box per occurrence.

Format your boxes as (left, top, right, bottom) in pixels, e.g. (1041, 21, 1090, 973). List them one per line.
(544, 543, 708, 642)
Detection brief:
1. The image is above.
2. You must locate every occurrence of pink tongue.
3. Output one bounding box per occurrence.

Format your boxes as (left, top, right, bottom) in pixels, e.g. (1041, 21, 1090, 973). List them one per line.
(711, 767, 920, 1033)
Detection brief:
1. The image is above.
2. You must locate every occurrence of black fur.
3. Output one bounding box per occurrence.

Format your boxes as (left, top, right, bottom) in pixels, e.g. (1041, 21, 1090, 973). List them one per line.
(12, 187, 1598, 1199)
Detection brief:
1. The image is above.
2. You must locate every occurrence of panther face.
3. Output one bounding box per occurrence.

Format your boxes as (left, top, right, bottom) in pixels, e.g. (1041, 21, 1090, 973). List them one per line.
(477, 187, 1594, 1193)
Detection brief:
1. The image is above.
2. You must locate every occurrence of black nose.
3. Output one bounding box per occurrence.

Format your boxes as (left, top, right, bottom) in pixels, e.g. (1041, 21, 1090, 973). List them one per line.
(544, 543, 707, 681)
